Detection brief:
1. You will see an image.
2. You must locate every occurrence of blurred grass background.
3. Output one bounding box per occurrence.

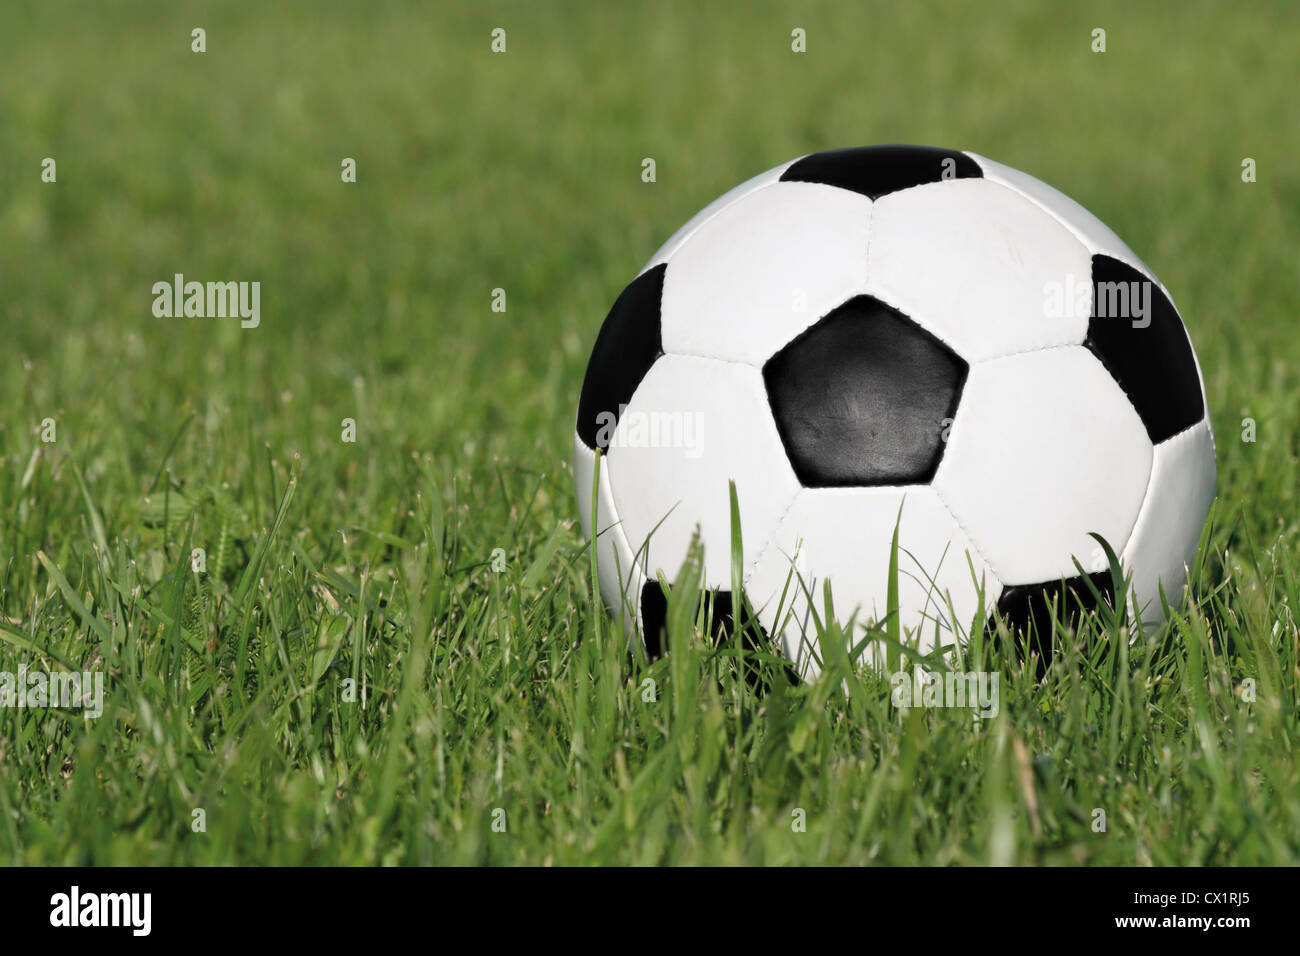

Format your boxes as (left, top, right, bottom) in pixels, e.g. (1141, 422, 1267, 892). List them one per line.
(0, 0, 1297, 864)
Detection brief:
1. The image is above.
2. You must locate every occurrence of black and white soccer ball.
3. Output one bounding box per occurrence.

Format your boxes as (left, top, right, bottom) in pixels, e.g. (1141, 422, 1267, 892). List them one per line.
(574, 145, 1215, 678)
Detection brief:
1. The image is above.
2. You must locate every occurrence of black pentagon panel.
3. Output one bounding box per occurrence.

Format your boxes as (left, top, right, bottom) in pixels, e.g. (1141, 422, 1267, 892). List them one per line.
(1084, 255, 1203, 444)
(763, 296, 967, 487)
(780, 145, 981, 200)
(640, 579, 669, 658)
(994, 571, 1114, 672)
(640, 581, 750, 659)
(576, 264, 666, 451)
(640, 581, 791, 689)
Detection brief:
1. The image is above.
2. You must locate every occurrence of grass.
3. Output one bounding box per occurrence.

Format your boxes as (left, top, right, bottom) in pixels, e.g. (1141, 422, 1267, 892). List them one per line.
(0, 0, 1298, 864)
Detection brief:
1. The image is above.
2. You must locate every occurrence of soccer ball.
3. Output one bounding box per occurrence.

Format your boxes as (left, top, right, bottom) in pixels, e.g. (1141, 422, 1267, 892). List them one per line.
(573, 145, 1215, 678)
